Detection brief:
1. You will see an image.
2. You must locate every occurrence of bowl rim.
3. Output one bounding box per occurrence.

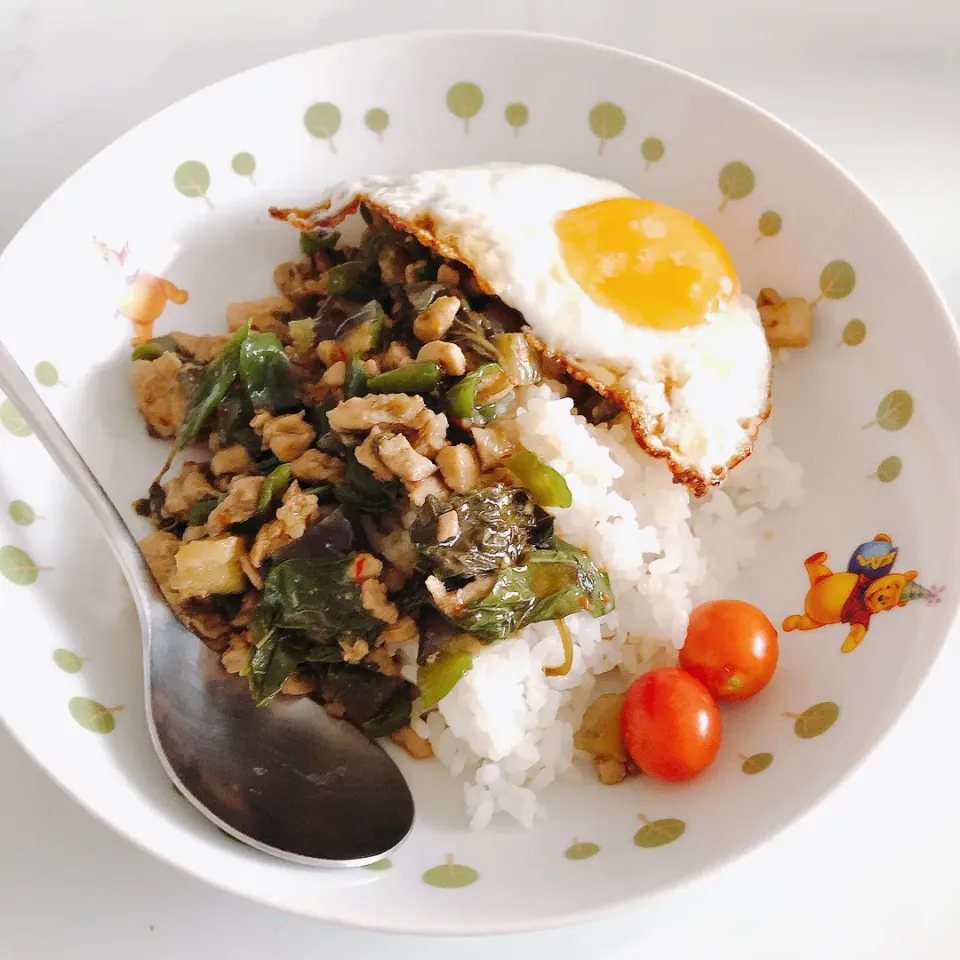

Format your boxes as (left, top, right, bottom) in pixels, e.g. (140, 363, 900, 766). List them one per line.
(1, 27, 958, 936)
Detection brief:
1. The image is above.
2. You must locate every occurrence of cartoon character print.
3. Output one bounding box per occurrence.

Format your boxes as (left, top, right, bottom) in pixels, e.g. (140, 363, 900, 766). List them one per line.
(782, 534, 934, 653)
(94, 239, 188, 345)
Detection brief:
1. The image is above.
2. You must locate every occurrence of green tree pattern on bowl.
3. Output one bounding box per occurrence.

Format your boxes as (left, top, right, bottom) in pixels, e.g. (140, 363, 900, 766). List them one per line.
(813, 260, 855, 303)
(364, 108, 390, 141)
(173, 161, 213, 208)
(446, 83, 484, 133)
(718, 162, 755, 211)
(231, 152, 257, 183)
(633, 815, 685, 848)
(304, 102, 342, 152)
(8, 500, 36, 525)
(841, 319, 866, 346)
(588, 102, 626, 155)
(641, 137, 664, 168)
(740, 752, 774, 774)
(784, 702, 839, 738)
(0, 398, 32, 437)
(0, 545, 41, 585)
(565, 839, 600, 861)
(68, 697, 123, 734)
(423, 854, 479, 888)
(504, 103, 529, 136)
(34, 361, 60, 387)
(871, 456, 902, 483)
(757, 210, 782, 240)
(863, 390, 913, 431)
(53, 649, 85, 674)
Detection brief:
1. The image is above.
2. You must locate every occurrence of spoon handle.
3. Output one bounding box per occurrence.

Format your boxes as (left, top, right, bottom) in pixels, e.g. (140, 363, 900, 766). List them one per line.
(0, 340, 148, 594)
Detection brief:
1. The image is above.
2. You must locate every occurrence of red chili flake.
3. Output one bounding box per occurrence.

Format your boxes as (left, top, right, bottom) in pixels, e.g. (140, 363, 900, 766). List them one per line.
(579, 596, 590, 610)
(353, 555, 366, 581)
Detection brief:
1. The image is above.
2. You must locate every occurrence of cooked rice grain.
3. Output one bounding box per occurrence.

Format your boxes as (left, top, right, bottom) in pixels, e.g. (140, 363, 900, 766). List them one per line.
(421, 383, 802, 829)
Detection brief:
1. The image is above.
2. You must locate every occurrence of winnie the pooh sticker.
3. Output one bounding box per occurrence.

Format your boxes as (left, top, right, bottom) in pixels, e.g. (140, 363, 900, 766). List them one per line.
(93, 238, 189, 345)
(783, 534, 942, 653)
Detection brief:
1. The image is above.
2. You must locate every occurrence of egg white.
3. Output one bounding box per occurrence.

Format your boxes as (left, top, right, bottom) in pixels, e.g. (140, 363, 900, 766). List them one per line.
(283, 163, 772, 489)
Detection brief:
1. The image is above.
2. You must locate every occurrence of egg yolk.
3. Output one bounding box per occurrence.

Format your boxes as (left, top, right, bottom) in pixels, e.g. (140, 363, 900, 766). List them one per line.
(555, 197, 739, 331)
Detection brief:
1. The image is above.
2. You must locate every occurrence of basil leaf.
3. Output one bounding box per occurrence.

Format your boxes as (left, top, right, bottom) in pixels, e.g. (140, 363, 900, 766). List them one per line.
(406, 281, 448, 314)
(359, 227, 398, 265)
(217, 386, 258, 453)
(448, 539, 615, 642)
(246, 628, 300, 705)
(319, 663, 413, 738)
(246, 628, 343, 706)
(306, 396, 336, 436)
(239, 332, 300, 413)
(187, 495, 224, 527)
(335, 300, 386, 357)
(260, 555, 382, 641)
(333, 452, 401, 514)
(449, 310, 499, 361)
(343, 354, 368, 399)
(411, 485, 551, 579)
(326, 261, 366, 296)
(175, 324, 248, 451)
(272, 507, 354, 563)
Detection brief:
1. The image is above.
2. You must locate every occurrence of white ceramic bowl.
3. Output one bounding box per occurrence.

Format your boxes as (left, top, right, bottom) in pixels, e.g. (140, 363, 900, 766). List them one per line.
(1, 30, 958, 936)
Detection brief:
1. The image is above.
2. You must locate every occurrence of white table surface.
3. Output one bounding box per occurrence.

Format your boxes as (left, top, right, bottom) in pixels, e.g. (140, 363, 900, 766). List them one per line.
(1, 2, 959, 957)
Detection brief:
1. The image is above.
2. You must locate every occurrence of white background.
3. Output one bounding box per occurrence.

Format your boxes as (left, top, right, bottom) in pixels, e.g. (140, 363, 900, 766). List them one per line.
(1, 1, 959, 957)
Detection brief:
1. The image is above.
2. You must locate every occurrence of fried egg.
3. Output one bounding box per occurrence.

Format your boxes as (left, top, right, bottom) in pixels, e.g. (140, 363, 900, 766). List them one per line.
(271, 163, 771, 495)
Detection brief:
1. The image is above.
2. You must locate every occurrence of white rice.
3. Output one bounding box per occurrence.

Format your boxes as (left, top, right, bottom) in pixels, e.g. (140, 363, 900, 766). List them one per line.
(418, 383, 803, 829)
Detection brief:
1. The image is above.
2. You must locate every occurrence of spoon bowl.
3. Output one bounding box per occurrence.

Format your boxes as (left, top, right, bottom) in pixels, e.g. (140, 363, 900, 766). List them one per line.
(0, 339, 415, 866)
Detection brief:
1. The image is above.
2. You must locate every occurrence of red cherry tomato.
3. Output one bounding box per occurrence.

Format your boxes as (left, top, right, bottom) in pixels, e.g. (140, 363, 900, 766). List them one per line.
(620, 668, 721, 782)
(679, 599, 778, 701)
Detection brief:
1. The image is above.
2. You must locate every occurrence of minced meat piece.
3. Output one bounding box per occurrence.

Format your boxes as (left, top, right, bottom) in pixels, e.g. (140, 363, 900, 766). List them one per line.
(129, 352, 190, 439)
(327, 394, 426, 433)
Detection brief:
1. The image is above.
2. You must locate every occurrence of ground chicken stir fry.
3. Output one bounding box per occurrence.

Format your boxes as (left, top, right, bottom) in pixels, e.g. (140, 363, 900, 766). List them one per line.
(129, 205, 797, 775)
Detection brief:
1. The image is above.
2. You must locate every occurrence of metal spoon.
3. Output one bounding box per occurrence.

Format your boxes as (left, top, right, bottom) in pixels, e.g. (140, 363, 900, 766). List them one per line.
(0, 341, 414, 865)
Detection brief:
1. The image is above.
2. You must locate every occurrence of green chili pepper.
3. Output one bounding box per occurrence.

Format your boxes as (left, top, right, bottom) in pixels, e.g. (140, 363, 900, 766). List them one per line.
(325, 261, 366, 296)
(418, 646, 475, 710)
(505, 451, 572, 508)
(131, 334, 178, 361)
(175, 324, 248, 454)
(491, 332, 542, 386)
(239, 332, 300, 413)
(218, 387, 258, 453)
(300, 483, 334, 500)
(336, 301, 386, 357)
(444, 363, 509, 421)
(367, 362, 442, 395)
(359, 227, 397, 264)
(307, 396, 336, 435)
(257, 464, 293, 513)
(344, 354, 369, 399)
(187, 495, 225, 527)
(288, 318, 315, 355)
(359, 203, 375, 225)
(406, 281, 447, 313)
(299, 229, 340, 256)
